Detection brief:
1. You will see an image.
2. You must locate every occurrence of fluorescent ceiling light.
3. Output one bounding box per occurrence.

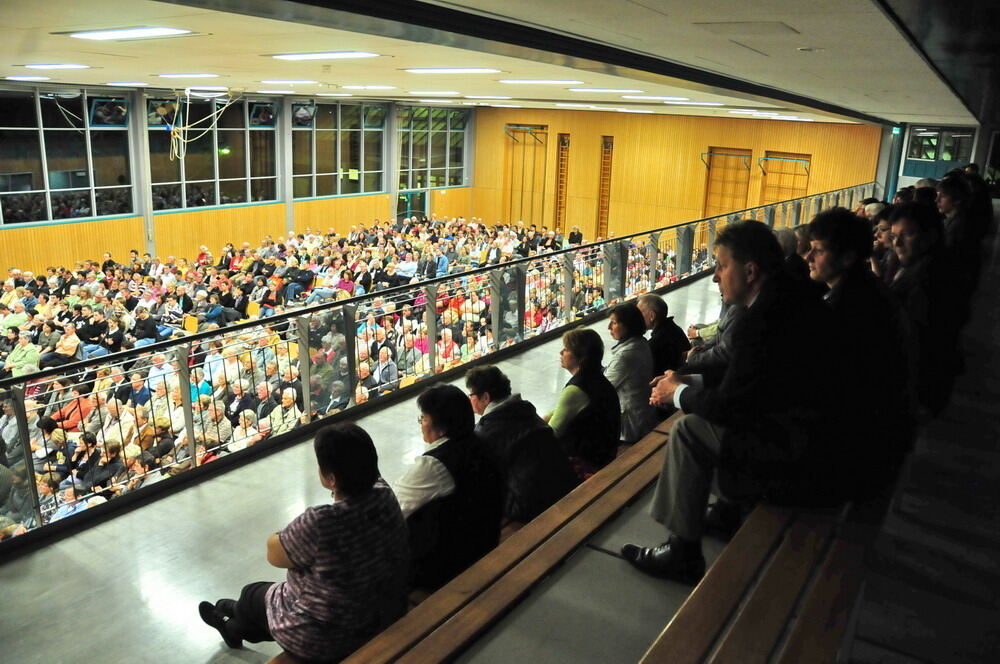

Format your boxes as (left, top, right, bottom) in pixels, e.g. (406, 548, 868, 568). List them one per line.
(317, 92, 353, 97)
(272, 51, 378, 61)
(569, 88, 643, 93)
(499, 79, 583, 85)
(619, 109, 654, 113)
(25, 63, 89, 70)
(556, 103, 593, 108)
(462, 102, 490, 106)
(409, 90, 459, 95)
(68, 27, 191, 41)
(256, 90, 294, 94)
(261, 80, 317, 85)
(753, 111, 780, 116)
(107, 81, 148, 87)
(622, 95, 688, 101)
(729, 110, 757, 114)
(342, 85, 395, 90)
(159, 73, 218, 78)
(465, 95, 511, 99)
(417, 99, 453, 103)
(663, 101, 725, 106)
(404, 68, 500, 74)
(5, 75, 50, 81)
(491, 104, 522, 108)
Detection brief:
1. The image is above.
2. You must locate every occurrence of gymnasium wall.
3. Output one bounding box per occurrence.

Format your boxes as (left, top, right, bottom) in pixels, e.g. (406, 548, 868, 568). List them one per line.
(292, 193, 393, 237)
(153, 203, 285, 261)
(0, 216, 145, 276)
(429, 187, 472, 220)
(467, 109, 882, 239)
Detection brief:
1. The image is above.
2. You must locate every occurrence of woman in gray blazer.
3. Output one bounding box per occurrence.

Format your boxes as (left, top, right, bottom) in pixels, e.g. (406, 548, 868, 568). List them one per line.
(605, 303, 659, 444)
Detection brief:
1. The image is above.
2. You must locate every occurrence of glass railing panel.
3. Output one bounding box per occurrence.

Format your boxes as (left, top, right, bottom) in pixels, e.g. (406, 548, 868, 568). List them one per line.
(572, 243, 607, 318)
(523, 253, 567, 339)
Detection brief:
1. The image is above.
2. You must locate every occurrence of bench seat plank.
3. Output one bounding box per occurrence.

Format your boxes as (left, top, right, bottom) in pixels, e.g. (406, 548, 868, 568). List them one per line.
(639, 505, 795, 664)
(396, 447, 668, 663)
(343, 420, 677, 664)
(708, 513, 836, 664)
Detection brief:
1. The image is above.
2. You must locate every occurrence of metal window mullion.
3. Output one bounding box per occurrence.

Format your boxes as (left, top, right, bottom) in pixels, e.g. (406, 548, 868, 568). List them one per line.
(245, 101, 253, 202)
(311, 112, 317, 197)
(81, 91, 98, 217)
(178, 110, 187, 209)
(211, 109, 219, 205)
(359, 105, 366, 193)
(335, 104, 342, 195)
(34, 90, 53, 220)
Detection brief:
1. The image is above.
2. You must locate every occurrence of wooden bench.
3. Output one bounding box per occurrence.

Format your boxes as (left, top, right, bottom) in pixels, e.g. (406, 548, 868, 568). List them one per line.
(265, 412, 678, 664)
(639, 491, 891, 664)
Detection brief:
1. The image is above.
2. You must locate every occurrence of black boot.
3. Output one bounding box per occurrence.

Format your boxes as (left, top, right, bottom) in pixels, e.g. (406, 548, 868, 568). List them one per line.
(198, 601, 243, 649)
(620, 535, 705, 584)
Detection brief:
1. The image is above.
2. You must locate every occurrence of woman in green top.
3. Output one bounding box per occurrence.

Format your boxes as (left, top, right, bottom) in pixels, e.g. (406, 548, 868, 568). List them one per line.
(545, 327, 621, 480)
(2, 333, 40, 378)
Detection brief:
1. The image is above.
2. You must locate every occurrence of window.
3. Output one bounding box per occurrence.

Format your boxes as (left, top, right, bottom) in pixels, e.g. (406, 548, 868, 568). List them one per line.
(291, 102, 386, 199)
(397, 106, 468, 191)
(148, 99, 277, 210)
(907, 129, 939, 161)
(0, 89, 134, 224)
(940, 129, 974, 163)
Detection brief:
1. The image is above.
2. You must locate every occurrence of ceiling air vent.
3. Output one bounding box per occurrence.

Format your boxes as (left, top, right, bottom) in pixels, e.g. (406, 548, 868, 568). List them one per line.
(692, 21, 800, 36)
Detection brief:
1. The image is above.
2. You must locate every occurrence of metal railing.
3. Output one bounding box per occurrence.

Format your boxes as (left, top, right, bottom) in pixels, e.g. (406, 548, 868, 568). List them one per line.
(0, 181, 877, 546)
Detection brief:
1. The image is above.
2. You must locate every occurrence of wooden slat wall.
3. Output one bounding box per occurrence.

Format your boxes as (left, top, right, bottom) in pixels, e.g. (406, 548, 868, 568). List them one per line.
(0, 216, 144, 275)
(470, 109, 881, 240)
(293, 193, 393, 237)
(154, 203, 285, 261)
(429, 187, 472, 220)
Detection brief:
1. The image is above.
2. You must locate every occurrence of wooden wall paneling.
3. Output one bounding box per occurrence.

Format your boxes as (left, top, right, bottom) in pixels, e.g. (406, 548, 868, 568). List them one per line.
(153, 203, 285, 261)
(430, 187, 471, 220)
(292, 194, 393, 237)
(469, 108, 880, 240)
(0, 216, 145, 275)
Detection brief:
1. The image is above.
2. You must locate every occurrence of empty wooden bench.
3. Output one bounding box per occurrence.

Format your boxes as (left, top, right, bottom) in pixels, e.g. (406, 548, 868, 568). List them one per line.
(639, 492, 891, 664)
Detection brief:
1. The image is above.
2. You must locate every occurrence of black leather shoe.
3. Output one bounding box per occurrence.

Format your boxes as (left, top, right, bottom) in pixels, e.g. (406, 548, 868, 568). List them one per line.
(621, 536, 705, 584)
(199, 601, 243, 649)
(704, 500, 743, 540)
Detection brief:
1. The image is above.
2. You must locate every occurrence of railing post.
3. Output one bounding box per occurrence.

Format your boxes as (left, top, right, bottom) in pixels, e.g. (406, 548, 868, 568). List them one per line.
(765, 206, 776, 228)
(174, 343, 198, 468)
(489, 268, 504, 344)
(562, 251, 576, 321)
(676, 225, 694, 276)
(342, 304, 359, 401)
(295, 314, 312, 418)
(423, 284, 438, 373)
(618, 240, 630, 300)
(792, 200, 803, 226)
(10, 386, 44, 529)
(811, 196, 822, 219)
(513, 264, 527, 340)
(648, 232, 661, 286)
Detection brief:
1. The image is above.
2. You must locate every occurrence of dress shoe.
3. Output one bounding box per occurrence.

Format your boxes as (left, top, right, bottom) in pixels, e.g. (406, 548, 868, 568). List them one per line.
(621, 536, 705, 584)
(704, 500, 743, 540)
(199, 600, 243, 649)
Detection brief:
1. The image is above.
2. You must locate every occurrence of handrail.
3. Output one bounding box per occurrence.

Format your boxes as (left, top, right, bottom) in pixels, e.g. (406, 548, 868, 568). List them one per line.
(0, 181, 876, 549)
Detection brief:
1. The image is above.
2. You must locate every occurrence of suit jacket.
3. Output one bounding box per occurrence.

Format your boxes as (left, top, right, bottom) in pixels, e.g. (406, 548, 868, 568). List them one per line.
(678, 272, 845, 506)
(649, 316, 691, 375)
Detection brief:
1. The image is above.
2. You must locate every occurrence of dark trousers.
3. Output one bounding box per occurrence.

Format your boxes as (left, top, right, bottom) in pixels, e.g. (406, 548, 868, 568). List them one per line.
(224, 581, 275, 644)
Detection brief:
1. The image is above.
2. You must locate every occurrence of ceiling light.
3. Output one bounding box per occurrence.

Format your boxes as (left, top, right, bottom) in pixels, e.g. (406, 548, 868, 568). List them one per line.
(499, 79, 584, 85)
(462, 102, 490, 106)
(404, 68, 501, 74)
(185, 86, 227, 98)
(663, 101, 725, 106)
(107, 81, 148, 87)
(753, 111, 780, 116)
(796, 47, 825, 53)
(409, 90, 460, 95)
(5, 75, 50, 81)
(67, 27, 191, 41)
(491, 104, 522, 108)
(261, 80, 317, 85)
(622, 95, 688, 101)
(619, 109, 654, 113)
(729, 110, 757, 114)
(256, 90, 294, 94)
(341, 85, 395, 90)
(272, 51, 378, 61)
(25, 63, 89, 70)
(417, 99, 453, 104)
(159, 73, 218, 78)
(569, 88, 644, 93)
(465, 95, 511, 99)
(556, 103, 593, 108)
(317, 92, 353, 97)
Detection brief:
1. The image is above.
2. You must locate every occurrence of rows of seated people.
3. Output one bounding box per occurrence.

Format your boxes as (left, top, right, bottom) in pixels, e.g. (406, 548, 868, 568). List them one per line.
(191, 166, 992, 662)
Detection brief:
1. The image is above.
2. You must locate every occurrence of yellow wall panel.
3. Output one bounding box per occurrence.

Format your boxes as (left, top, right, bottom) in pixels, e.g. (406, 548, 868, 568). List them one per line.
(470, 109, 881, 240)
(430, 187, 471, 220)
(0, 216, 144, 275)
(154, 203, 285, 261)
(292, 194, 393, 237)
